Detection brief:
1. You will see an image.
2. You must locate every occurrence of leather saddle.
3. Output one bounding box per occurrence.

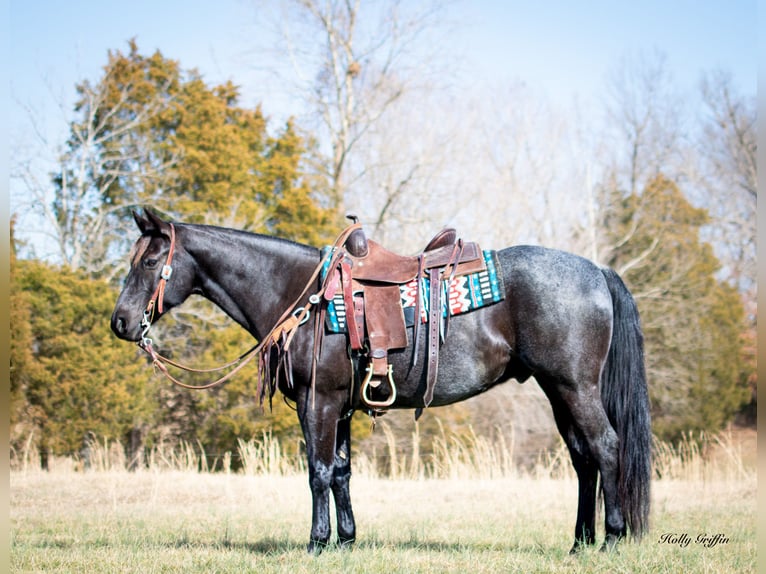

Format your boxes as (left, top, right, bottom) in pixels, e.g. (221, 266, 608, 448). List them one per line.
(326, 216, 486, 411)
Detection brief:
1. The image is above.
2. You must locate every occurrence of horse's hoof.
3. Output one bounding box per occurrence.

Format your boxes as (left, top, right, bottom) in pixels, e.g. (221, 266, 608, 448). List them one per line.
(338, 536, 356, 550)
(599, 535, 622, 553)
(569, 536, 595, 554)
(306, 539, 328, 555)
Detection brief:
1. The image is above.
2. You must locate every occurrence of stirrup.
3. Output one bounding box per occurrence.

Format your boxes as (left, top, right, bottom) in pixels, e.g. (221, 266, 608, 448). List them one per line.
(361, 365, 397, 408)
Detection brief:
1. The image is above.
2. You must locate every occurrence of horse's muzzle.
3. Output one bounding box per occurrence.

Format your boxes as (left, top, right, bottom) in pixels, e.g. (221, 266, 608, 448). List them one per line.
(111, 312, 140, 342)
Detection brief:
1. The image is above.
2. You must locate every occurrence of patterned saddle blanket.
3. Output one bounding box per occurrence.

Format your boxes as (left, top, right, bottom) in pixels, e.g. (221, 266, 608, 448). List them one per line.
(322, 249, 505, 334)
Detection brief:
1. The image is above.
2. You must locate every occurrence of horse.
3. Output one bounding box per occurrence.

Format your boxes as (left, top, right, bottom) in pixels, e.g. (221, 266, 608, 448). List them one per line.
(111, 209, 651, 555)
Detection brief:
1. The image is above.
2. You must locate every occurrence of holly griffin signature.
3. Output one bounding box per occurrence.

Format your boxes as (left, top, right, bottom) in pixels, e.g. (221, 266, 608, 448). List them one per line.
(657, 533, 730, 548)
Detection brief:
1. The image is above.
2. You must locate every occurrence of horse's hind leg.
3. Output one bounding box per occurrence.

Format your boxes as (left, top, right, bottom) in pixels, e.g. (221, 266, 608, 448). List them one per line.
(331, 414, 356, 547)
(572, 455, 599, 552)
(566, 387, 625, 550)
(548, 397, 599, 552)
(541, 377, 625, 551)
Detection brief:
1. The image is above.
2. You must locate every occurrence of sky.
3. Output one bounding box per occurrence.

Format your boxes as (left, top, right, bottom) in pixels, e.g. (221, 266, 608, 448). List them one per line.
(6, 0, 759, 248)
(9, 1, 757, 138)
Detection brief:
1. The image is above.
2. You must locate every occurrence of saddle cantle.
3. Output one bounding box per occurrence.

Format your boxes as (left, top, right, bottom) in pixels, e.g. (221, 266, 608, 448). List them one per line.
(320, 216, 493, 413)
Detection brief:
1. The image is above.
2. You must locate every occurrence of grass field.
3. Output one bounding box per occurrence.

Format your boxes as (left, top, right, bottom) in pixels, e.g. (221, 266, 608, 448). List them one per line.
(10, 429, 756, 573)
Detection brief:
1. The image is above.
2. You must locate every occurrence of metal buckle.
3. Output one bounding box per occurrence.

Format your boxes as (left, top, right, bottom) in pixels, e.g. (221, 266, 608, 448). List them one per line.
(161, 265, 173, 280)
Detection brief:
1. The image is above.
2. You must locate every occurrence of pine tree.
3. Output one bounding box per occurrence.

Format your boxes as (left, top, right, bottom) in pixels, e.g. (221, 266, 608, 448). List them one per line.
(604, 175, 749, 439)
(11, 256, 157, 461)
(13, 41, 344, 462)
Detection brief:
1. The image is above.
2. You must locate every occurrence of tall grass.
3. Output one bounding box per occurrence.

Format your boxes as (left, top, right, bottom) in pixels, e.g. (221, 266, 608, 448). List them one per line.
(10, 422, 754, 482)
(11, 425, 755, 573)
(652, 429, 754, 481)
(237, 432, 306, 476)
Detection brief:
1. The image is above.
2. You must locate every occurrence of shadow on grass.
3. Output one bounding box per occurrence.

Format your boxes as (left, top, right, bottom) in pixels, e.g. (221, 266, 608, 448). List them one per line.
(13, 534, 305, 555)
(355, 537, 565, 557)
(15, 533, 569, 558)
(212, 536, 569, 558)
(174, 536, 307, 555)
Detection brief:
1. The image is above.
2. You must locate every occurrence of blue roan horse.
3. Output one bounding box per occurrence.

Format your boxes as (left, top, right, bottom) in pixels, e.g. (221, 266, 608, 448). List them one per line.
(111, 210, 651, 555)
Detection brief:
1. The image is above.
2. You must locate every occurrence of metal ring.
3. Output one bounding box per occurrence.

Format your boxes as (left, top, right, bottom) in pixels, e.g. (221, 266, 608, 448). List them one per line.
(292, 307, 310, 326)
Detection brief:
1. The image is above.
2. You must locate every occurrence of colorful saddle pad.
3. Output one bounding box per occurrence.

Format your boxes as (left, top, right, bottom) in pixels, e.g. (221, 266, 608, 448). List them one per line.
(322, 250, 505, 334)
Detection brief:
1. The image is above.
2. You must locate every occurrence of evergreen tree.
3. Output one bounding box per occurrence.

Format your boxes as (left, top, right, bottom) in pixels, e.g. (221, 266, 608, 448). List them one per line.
(10, 218, 40, 448)
(603, 175, 749, 439)
(44, 39, 338, 280)
(11, 255, 157, 461)
(11, 41, 344, 463)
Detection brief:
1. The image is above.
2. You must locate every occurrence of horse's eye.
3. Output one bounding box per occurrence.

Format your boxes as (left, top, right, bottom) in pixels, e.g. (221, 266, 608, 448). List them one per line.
(144, 258, 159, 269)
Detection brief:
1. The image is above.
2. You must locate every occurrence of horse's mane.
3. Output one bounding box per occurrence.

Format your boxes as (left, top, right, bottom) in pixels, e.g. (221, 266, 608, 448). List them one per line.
(128, 222, 320, 270)
(184, 222, 321, 257)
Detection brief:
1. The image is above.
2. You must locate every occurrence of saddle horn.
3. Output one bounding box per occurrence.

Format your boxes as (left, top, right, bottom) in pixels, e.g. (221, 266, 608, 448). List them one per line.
(344, 213, 369, 258)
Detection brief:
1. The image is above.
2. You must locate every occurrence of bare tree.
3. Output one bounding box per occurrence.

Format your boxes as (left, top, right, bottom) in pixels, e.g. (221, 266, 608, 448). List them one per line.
(253, 0, 454, 232)
(583, 52, 688, 268)
(347, 88, 475, 248)
(603, 52, 687, 195)
(12, 69, 176, 279)
(694, 71, 757, 418)
(697, 71, 757, 303)
(468, 83, 584, 250)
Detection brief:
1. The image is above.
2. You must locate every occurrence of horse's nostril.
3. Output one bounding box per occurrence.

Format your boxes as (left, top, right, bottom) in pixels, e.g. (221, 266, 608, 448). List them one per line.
(114, 317, 127, 334)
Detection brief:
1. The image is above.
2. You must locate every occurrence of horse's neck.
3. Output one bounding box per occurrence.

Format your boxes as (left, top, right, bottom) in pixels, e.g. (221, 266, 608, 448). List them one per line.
(181, 224, 320, 340)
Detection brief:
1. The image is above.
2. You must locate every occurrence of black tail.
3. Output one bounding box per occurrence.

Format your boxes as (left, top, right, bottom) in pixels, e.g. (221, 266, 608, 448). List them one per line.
(599, 267, 651, 539)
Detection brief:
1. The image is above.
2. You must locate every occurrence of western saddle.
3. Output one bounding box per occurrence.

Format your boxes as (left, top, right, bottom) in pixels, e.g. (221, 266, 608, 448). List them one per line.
(322, 216, 486, 411)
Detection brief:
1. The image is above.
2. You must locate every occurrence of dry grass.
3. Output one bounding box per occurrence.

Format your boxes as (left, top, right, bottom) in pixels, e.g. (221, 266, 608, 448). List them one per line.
(10, 426, 756, 573)
(11, 423, 755, 482)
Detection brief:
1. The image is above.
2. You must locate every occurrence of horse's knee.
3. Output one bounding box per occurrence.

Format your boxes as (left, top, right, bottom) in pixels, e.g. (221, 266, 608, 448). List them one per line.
(332, 441, 352, 495)
(310, 460, 334, 491)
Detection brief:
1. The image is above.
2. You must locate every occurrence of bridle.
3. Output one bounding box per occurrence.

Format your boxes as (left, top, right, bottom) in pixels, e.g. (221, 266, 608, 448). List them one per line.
(136, 221, 263, 389)
(134, 221, 362, 395)
(139, 223, 176, 349)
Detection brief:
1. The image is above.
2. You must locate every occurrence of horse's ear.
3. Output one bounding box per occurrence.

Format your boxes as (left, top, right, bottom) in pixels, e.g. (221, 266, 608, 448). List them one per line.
(135, 209, 172, 237)
(133, 210, 151, 234)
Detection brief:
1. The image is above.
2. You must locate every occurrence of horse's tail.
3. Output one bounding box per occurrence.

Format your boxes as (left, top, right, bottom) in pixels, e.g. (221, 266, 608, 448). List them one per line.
(599, 267, 651, 540)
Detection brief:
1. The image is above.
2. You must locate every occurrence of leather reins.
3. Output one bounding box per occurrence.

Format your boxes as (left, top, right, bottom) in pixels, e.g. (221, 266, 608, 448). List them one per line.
(136, 222, 362, 392)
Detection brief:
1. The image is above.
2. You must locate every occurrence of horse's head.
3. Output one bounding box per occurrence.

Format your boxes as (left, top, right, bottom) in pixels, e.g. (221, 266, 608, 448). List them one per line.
(111, 209, 195, 342)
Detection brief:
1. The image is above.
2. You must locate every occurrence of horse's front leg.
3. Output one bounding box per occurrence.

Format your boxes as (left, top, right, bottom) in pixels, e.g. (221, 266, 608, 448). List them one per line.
(297, 388, 347, 555)
(332, 414, 356, 547)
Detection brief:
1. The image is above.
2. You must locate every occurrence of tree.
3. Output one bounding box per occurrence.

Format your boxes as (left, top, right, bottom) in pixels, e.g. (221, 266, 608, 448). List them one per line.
(253, 0, 454, 238)
(101, 45, 340, 457)
(10, 218, 40, 448)
(12, 40, 180, 279)
(577, 52, 687, 264)
(696, 71, 757, 423)
(583, 53, 756, 436)
(603, 175, 749, 439)
(11, 255, 157, 464)
(13, 40, 339, 280)
(11, 42, 343, 465)
(461, 82, 583, 250)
